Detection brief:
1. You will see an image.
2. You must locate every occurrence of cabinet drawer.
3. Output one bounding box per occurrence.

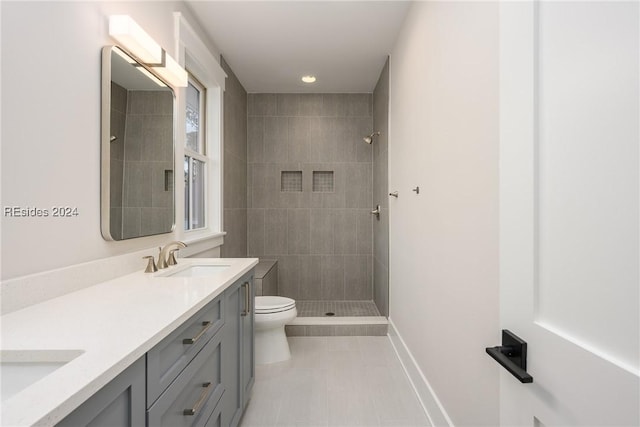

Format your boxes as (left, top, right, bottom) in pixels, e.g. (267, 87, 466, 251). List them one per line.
(147, 330, 225, 427)
(147, 296, 224, 406)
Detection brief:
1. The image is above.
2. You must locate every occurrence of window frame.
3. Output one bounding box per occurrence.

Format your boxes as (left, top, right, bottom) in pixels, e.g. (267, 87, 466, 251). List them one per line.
(184, 75, 208, 231)
(174, 12, 226, 248)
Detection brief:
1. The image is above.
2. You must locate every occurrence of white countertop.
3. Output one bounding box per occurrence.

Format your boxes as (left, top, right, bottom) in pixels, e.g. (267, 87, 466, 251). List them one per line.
(0, 257, 258, 427)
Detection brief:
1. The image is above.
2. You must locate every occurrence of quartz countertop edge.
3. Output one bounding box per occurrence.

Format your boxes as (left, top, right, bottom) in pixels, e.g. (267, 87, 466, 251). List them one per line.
(0, 257, 259, 427)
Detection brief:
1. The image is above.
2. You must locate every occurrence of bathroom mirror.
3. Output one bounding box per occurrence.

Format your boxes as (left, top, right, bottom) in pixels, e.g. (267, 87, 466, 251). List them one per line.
(101, 46, 176, 241)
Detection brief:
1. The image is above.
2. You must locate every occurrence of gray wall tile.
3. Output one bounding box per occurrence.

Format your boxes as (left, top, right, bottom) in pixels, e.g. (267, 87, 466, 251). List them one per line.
(299, 256, 322, 300)
(321, 94, 348, 117)
(248, 93, 277, 116)
(334, 209, 357, 254)
(288, 209, 310, 254)
(299, 94, 323, 116)
(221, 57, 248, 258)
(345, 163, 372, 209)
(262, 266, 278, 296)
(263, 117, 289, 163)
(344, 255, 371, 300)
(264, 209, 288, 255)
(277, 94, 300, 116)
(247, 117, 264, 163)
(221, 208, 247, 257)
(321, 255, 344, 300)
(372, 58, 390, 316)
(277, 255, 299, 299)
(310, 209, 334, 254)
(247, 94, 374, 301)
(347, 94, 372, 117)
(285, 325, 307, 337)
(247, 209, 265, 257)
(288, 117, 310, 163)
(373, 258, 389, 317)
(356, 209, 373, 255)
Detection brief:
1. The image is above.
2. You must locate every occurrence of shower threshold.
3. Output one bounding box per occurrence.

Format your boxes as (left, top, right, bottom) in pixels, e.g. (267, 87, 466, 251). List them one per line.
(286, 300, 388, 337)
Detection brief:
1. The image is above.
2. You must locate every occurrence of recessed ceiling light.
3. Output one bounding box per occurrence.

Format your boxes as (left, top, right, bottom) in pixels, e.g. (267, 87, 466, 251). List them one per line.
(301, 75, 316, 83)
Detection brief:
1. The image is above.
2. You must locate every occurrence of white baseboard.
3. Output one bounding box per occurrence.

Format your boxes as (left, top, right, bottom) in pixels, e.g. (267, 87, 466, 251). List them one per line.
(387, 318, 455, 427)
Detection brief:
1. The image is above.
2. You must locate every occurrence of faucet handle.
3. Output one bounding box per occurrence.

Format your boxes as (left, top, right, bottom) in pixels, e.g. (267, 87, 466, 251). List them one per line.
(168, 249, 179, 266)
(157, 246, 168, 269)
(143, 256, 158, 273)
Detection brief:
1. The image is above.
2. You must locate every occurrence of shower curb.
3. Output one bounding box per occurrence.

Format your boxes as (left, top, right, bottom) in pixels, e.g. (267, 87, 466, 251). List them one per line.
(285, 316, 388, 336)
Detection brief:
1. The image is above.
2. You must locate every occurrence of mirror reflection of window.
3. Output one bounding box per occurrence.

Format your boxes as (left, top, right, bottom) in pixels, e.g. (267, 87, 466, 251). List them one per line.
(184, 76, 207, 231)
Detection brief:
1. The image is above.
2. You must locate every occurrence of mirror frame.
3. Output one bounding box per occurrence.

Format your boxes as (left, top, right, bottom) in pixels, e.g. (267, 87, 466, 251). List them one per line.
(100, 45, 177, 241)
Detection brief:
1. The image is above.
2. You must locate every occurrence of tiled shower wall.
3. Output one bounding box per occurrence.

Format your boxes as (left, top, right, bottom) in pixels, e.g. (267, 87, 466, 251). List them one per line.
(121, 90, 174, 239)
(373, 59, 390, 317)
(247, 94, 373, 301)
(109, 83, 127, 240)
(109, 85, 173, 240)
(220, 57, 248, 257)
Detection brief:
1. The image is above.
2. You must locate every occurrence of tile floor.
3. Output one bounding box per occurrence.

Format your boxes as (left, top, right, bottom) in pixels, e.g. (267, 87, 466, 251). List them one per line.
(296, 301, 381, 317)
(239, 336, 430, 427)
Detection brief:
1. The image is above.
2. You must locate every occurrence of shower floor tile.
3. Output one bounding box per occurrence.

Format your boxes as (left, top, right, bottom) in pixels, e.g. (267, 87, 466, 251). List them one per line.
(296, 300, 381, 317)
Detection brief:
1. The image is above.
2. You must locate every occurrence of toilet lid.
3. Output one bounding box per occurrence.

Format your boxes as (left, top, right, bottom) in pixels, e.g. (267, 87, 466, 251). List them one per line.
(255, 296, 296, 313)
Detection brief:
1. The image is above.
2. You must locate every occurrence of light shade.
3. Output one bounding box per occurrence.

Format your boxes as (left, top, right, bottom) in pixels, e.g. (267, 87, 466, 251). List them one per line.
(109, 15, 187, 87)
(109, 15, 162, 64)
(155, 53, 188, 88)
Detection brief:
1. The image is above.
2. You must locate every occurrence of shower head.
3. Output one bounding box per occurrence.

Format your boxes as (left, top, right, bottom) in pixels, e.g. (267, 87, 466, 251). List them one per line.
(363, 131, 380, 144)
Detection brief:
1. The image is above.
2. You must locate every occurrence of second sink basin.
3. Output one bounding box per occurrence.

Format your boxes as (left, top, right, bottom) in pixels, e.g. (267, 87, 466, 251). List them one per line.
(1, 349, 84, 402)
(163, 265, 230, 278)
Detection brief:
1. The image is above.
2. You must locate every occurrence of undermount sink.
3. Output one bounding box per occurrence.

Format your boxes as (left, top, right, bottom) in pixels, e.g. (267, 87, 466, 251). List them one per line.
(1, 349, 84, 402)
(162, 265, 230, 278)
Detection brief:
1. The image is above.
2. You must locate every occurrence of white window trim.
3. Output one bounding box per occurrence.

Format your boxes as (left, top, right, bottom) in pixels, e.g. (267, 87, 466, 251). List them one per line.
(174, 12, 227, 247)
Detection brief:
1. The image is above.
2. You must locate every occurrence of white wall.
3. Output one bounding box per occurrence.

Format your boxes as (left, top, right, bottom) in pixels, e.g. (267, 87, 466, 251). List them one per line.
(388, 2, 500, 425)
(1, 1, 219, 281)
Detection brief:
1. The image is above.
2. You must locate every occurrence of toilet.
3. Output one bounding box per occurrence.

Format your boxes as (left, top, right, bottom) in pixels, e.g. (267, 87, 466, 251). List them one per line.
(254, 296, 297, 364)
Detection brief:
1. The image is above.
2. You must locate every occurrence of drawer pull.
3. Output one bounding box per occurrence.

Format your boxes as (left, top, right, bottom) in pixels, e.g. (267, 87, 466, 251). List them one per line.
(182, 321, 212, 345)
(183, 382, 213, 416)
(241, 282, 250, 317)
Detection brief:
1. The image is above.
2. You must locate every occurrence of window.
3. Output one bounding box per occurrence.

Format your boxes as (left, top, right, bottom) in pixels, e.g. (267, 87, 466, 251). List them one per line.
(184, 77, 207, 230)
(176, 12, 225, 245)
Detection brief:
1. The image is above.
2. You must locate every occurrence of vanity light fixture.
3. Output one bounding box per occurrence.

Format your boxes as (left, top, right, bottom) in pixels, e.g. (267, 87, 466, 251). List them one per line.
(301, 75, 316, 83)
(109, 15, 187, 88)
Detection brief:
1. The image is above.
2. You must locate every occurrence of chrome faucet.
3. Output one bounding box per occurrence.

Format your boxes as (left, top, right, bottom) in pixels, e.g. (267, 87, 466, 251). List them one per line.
(157, 241, 187, 269)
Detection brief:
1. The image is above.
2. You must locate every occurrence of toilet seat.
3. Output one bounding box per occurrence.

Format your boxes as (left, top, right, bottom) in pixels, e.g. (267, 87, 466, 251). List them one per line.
(255, 296, 296, 314)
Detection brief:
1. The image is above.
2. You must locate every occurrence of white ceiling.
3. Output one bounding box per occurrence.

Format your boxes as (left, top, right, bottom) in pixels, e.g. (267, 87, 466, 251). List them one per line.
(186, 1, 410, 93)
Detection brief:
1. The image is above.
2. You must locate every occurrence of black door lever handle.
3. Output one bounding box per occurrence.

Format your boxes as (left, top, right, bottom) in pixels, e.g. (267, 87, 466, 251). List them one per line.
(486, 330, 533, 383)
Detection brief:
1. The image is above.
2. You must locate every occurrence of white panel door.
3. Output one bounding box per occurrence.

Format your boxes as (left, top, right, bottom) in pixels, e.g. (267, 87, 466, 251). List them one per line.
(499, 1, 639, 425)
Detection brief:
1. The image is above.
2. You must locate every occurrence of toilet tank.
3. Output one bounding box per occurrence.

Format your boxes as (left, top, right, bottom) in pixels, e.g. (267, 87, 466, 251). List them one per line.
(254, 260, 278, 296)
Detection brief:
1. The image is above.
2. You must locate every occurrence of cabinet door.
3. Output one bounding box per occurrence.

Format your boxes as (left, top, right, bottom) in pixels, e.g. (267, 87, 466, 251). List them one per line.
(220, 280, 242, 427)
(57, 357, 145, 427)
(220, 271, 256, 427)
(240, 276, 255, 409)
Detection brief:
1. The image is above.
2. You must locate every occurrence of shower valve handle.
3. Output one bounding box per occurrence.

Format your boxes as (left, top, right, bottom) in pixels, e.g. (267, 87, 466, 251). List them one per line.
(371, 205, 381, 219)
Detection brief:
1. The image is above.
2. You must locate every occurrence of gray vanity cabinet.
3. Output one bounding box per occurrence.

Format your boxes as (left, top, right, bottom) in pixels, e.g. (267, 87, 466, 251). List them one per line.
(56, 269, 255, 427)
(56, 357, 145, 427)
(220, 271, 255, 427)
